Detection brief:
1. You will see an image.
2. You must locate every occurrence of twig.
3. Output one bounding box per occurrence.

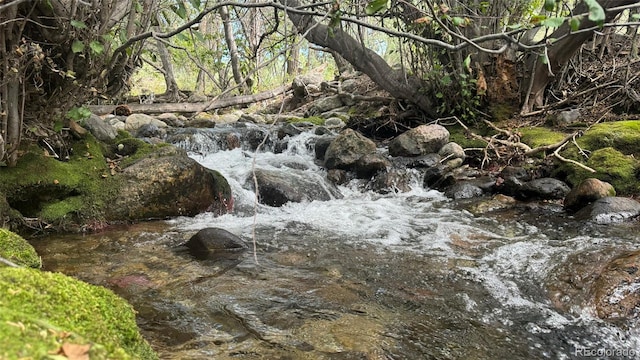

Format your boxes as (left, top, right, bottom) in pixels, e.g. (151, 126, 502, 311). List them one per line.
(553, 141, 596, 173)
(0, 256, 20, 267)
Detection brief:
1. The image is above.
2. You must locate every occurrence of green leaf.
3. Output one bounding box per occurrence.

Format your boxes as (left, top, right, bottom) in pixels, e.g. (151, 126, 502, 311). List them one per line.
(70, 20, 87, 29)
(541, 16, 565, 28)
(463, 54, 471, 71)
(584, 0, 605, 25)
(540, 54, 549, 65)
(440, 75, 452, 86)
(365, 0, 389, 15)
(89, 40, 104, 55)
(632, 13, 640, 20)
(71, 40, 84, 53)
(452, 17, 465, 27)
(544, 0, 555, 12)
(171, 2, 187, 19)
(569, 17, 581, 31)
(66, 106, 92, 122)
(189, 0, 200, 9)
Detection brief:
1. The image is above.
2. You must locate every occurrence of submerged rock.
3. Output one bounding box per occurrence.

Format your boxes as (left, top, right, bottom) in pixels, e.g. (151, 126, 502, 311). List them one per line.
(185, 227, 248, 260)
(590, 250, 640, 322)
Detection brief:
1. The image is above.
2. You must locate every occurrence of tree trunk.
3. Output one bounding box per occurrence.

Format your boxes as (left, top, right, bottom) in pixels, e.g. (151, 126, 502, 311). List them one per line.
(286, 34, 300, 76)
(154, 24, 180, 102)
(279, 0, 435, 116)
(1, 7, 21, 166)
(522, 0, 637, 113)
(220, 5, 249, 94)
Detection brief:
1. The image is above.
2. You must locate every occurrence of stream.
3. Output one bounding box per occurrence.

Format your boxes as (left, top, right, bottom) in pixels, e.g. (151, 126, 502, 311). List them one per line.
(32, 124, 640, 359)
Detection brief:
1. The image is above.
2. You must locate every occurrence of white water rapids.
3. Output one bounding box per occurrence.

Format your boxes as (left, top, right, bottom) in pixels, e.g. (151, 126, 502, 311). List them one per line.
(163, 125, 640, 359)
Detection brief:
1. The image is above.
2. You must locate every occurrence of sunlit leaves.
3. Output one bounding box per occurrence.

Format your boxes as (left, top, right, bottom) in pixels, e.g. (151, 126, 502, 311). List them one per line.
(584, 0, 605, 25)
(541, 16, 564, 28)
(365, 0, 390, 15)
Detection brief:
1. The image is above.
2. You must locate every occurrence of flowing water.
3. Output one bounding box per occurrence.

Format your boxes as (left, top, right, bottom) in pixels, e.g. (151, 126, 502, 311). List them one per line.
(32, 124, 640, 359)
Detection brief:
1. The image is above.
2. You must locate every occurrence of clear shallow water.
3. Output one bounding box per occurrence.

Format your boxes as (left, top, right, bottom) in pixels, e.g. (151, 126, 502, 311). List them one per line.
(32, 126, 640, 359)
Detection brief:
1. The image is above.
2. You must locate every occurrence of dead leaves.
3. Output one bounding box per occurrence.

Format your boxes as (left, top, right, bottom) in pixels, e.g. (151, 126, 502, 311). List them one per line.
(57, 343, 92, 360)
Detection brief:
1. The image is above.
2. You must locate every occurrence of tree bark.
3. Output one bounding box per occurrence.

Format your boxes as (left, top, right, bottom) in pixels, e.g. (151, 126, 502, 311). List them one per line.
(286, 34, 300, 76)
(279, 0, 435, 117)
(522, 0, 637, 113)
(220, 5, 249, 94)
(154, 27, 181, 102)
(88, 84, 291, 115)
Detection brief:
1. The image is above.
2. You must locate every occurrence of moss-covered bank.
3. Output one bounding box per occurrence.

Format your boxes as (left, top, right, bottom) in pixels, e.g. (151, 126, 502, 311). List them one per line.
(0, 134, 128, 231)
(0, 266, 157, 359)
(0, 228, 41, 268)
(556, 121, 640, 195)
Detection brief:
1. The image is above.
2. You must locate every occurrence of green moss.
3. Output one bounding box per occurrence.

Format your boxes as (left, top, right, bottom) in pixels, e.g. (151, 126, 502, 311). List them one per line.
(287, 116, 325, 126)
(579, 120, 640, 155)
(0, 135, 124, 230)
(565, 147, 639, 195)
(488, 103, 518, 122)
(0, 267, 157, 359)
(519, 127, 567, 149)
(0, 228, 41, 268)
(447, 124, 492, 149)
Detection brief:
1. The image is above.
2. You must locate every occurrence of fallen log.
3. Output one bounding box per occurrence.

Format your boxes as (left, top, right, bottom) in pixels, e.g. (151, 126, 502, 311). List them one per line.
(88, 84, 291, 115)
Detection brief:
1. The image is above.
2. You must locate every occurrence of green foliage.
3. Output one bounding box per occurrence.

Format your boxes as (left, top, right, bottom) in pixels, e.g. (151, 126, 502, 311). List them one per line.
(584, 0, 605, 25)
(66, 106, 92, 122)
(365, 0, 390, 15)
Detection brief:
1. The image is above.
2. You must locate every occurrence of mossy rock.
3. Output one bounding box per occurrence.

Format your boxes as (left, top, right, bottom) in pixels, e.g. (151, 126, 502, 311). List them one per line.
(0, 267, 157, 359)
(447, 124, 491, 149)
(0, 133, 181, 231)
(578, 120, 640, 155)
(0, 228, 41, 268)
(519, 127, 567, 149)
(565, 147, 639, 195)
(0, 136, 113, 230)
(287, 116, 325, 126)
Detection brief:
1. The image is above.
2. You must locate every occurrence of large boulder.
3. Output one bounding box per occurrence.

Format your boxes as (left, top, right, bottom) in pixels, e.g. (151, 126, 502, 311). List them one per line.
(105, 146, 232, 220)
(388, 124, 449, 157)
(251, 168, 342, 207)
(574, 196, 640, 224)
(564, 178, 616, 212)
(324, 129, 377, 170)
